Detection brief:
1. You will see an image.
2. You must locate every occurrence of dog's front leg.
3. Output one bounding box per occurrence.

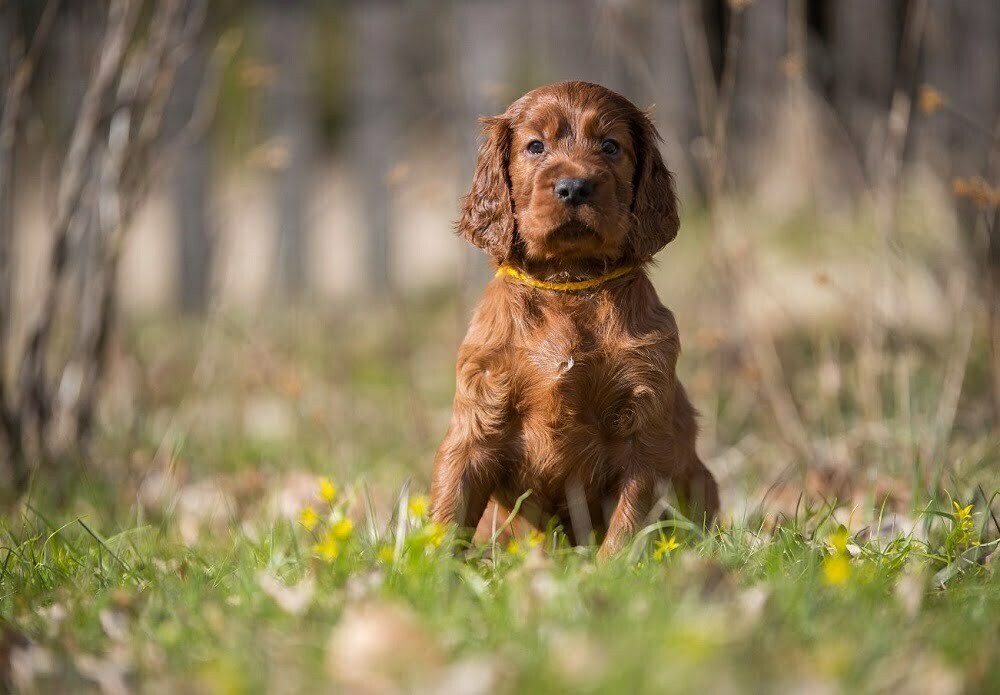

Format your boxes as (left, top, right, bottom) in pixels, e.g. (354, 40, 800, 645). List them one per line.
(430, 429, 502, 543)
(597, 467, 656, 561)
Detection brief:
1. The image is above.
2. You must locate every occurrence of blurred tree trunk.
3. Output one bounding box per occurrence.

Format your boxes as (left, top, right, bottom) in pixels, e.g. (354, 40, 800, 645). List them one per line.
(352, 0, 401, 297)
(830, 0, 896, 175)
(0, 6, 13, 391)
(51, 7, 98, 316)
(1, 0, 208, 493)
(920, 1, 999, 187)
(729, 0, 787, 189)
(258, 0, 315, 299)
(921, 0, 1000, 420)
(50, 4, 99, 143)
(930, 1, 999, 177)
(647, 0, 703, 202)
(0, 8, 7, 67)
(539, 0, 605, 84)
(454, 0, 516, 307)
(169, 33, 214, 313)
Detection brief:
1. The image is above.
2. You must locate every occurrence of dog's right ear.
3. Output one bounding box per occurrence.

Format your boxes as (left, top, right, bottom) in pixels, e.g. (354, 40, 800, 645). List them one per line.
(457, 116, 515, 263)
(626, 110, 679, 262)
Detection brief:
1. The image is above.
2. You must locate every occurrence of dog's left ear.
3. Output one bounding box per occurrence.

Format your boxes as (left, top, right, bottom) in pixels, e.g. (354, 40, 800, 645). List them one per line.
(457, 116, 516, 263)
(627, 110, 679, 261)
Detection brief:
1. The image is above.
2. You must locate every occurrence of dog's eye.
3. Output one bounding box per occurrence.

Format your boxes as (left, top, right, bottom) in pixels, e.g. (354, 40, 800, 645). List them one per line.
(526, 140, 545, 155)
(601, 139, 620, 155)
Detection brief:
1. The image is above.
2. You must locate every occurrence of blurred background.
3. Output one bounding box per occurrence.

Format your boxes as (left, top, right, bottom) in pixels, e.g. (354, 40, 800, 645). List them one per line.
(0, 0, 997, 517)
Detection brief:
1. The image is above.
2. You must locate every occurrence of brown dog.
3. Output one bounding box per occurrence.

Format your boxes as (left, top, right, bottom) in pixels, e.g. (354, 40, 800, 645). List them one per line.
(431, 82, 718, 559)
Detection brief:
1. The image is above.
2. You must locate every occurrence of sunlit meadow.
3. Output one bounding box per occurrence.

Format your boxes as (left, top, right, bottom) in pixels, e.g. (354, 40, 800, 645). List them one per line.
(2, 259, 998, 692)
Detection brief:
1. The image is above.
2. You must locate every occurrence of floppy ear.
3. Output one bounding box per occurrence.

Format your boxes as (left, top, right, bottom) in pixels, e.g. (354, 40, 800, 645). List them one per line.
(457, 116, 516, 263)
(627, 111, 680, 261)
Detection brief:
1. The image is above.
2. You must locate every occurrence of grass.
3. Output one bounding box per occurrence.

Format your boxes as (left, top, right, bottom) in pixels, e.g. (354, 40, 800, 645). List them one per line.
(2, 262, 999, 692)
(2, 488, 998, 693)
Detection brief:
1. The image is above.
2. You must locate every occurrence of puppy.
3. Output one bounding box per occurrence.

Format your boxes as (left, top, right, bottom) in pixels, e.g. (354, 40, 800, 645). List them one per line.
(431, 81, 718, 559)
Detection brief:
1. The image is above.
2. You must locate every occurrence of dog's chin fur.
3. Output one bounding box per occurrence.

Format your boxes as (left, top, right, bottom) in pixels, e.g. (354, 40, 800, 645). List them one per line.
(434, 81, 718, 559)
(522, 227, 618, 267)
(549, 219, 594, 241)
(520, 212, 631, 268)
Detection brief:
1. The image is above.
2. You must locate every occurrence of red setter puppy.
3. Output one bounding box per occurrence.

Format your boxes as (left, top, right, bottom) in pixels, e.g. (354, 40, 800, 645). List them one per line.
(431, 81, 718, 559)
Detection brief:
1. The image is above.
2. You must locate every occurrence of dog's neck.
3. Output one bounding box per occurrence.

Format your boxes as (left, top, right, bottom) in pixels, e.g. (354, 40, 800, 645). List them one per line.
(496, 264, 637, 293)
(511, 255, 637, 285)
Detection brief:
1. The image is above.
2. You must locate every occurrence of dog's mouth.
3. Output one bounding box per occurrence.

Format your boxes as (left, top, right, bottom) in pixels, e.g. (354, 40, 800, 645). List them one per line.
(548, 220, 597, 242)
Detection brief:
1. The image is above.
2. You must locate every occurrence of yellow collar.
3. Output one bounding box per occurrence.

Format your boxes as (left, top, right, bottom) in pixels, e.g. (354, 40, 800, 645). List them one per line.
(495, 264, 637, 292)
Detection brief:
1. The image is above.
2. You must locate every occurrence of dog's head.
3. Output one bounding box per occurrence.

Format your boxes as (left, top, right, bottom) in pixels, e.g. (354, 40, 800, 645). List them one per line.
(458, 81, 678, 268)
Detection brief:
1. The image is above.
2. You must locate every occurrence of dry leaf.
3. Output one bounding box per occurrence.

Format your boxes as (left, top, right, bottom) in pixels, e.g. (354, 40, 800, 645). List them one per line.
(10, 645, 54, 692)
(431, 656, 501, 695)
(547, 629, 608, 685)
(894, 569, 925, 619)
(38, 603, 67, 638)
(175, 479, 237, 545)
(327, 601, 443, 694)
(257, 571, 315, 616)
(99, 609, 130, 643)
(242, 396, 294, 440)
(75, 653, 130, 695)
(918, 85, 945, 114)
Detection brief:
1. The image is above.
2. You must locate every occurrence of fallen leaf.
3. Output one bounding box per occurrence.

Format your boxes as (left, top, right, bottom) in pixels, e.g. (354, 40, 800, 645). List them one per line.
(257, 571, 315, 616)
(243, 396, 294, 440)
(344, 570, 385, 601)
(737, 585, 770, 625)
(10, 645, 54, 692)
(431, 655, 501, 695)
(99, 609, 130, 643)
(327, 601, 443, 694)
(75, 653, 130, 695)
(175, 479, 237, 546)
(894, 568, 926, 619)
(37, 603, 67, 638)
(547, 629, 608, 685)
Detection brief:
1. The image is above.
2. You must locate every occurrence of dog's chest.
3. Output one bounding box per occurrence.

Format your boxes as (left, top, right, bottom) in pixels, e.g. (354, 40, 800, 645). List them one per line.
(511, 318, 658, 442)
(494, 322, 657, 503)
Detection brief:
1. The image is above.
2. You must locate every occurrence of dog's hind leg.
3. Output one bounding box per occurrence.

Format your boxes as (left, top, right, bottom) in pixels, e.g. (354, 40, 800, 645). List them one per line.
(671, 382, 720, 528)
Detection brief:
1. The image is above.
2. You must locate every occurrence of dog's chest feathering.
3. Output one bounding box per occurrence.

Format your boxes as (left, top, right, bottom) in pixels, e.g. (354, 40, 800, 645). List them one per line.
(517, 314, 664, 439)
(457, 286, 677, 500)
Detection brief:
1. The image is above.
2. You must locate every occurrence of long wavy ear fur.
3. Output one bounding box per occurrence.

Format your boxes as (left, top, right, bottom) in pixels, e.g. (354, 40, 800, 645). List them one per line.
(628, 111, 679, 261)
(457, 116, 515, 263)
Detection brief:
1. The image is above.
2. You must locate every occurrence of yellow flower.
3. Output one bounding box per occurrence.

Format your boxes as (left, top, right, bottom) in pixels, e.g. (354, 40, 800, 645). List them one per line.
(313, 535, 339, 561)
(826, 527, 850, 554)
(952, 501, 973, 523)
(377, 545, 394, 564)
(318, 477, 337, 504)
(298, 506, 319, 531)
(331, 518, 353, 540)
(408, 495, 429, 519)
(410, 522, 447, 550)
(527, 529, 545, 548)
(822, 553, 851, 586)
(425, 522, 446, 548)
(652, 534, 680, 561)
(506, 539, 522, 556)
(950, 500, 976, 546)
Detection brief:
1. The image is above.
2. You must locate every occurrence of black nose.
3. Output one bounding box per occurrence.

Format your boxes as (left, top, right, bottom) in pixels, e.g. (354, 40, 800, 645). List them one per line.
(553, 177, 594, 206)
